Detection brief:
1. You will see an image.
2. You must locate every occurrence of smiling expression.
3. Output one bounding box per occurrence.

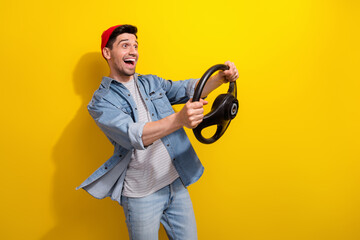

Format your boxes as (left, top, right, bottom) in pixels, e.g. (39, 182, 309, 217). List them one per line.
(105, 33, 139, 80)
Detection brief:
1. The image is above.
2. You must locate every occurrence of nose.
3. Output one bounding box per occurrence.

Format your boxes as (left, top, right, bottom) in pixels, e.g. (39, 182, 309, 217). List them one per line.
(129, 45, 138, 55)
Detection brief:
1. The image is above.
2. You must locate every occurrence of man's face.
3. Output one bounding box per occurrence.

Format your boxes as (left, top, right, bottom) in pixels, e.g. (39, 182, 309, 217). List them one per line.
(107, 33, 139, 77)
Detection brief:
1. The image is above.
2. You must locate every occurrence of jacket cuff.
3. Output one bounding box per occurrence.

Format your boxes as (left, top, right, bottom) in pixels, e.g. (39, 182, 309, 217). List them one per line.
(128, 121, 147, 150)
(187, 78, 199, 98)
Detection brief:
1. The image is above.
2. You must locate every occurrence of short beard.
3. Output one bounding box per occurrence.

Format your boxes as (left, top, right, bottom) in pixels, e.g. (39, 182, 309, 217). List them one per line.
(116, 68, 135, 77)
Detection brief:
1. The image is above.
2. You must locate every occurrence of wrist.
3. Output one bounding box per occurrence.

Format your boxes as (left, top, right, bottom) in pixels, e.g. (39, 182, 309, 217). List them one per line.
(215, 71, 227, 84)
(173, 112, 185, 129)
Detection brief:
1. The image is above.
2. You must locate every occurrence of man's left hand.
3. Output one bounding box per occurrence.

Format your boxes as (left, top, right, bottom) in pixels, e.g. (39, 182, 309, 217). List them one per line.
(221, 61, 239, 83)
(200, 61, 239, 98)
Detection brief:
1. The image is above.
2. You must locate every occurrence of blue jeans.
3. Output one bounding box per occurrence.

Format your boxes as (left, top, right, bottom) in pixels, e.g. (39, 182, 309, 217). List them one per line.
(121, 178, 197, 240)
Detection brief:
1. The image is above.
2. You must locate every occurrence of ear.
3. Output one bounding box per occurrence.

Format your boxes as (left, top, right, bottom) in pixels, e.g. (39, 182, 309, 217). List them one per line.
(102, 47, 111, 60)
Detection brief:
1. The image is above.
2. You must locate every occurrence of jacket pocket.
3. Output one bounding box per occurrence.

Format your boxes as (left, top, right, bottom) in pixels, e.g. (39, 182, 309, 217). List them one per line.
(104, 95, 132, 115)
(150, 89, 173, 114)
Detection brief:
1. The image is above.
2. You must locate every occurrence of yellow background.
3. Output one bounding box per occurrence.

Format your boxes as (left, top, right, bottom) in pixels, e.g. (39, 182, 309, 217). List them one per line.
(1, 0, 359, 239)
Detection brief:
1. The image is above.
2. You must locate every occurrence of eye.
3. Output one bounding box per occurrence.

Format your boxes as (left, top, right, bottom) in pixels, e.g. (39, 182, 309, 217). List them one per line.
(122, 43, 128, 48)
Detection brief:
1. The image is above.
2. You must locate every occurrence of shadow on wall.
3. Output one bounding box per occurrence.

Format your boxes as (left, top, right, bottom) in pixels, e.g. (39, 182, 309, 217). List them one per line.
(41, 52, 128, 239)
(42, 52, 169, 240)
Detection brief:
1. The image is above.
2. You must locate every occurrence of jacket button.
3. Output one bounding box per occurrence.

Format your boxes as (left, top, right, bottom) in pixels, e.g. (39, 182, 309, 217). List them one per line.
(105, 167, 108, 170)
(120, 155, 122, 157)
(167, 144, 170, 147)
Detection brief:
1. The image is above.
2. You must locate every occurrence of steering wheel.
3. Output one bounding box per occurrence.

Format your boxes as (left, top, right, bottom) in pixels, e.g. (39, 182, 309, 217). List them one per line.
(192, 64, 238, 144)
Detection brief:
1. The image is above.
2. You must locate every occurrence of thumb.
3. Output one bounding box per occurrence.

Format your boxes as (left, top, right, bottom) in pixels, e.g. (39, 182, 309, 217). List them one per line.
(200, 98, 208, 105)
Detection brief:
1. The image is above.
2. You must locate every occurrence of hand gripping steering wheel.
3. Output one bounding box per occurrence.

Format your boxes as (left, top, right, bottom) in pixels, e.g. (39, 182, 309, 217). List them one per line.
(192, 64, 239, 144)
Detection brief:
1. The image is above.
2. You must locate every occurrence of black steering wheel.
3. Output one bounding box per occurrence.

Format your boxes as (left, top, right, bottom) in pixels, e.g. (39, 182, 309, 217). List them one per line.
(192, 64, 238, 144)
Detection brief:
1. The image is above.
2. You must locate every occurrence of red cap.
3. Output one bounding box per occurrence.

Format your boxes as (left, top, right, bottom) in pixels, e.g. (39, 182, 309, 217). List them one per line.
(101, 25, 122, 58)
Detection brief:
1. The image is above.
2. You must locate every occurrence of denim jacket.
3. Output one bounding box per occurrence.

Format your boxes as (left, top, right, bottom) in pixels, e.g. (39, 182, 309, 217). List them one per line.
(76, 73, 204, 205)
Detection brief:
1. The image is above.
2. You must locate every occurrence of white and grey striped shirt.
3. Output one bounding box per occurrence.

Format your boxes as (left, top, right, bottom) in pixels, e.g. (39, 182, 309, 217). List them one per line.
(121, 78, 179, 198)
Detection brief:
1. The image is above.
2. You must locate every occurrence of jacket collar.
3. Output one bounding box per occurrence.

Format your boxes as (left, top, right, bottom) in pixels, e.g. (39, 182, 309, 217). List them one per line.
(101, 73, 139, 89)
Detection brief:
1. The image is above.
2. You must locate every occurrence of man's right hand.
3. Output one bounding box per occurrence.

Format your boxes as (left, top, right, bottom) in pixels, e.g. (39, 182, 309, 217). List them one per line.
(177, 99, 208, 129)
(142, 98, 208, 147)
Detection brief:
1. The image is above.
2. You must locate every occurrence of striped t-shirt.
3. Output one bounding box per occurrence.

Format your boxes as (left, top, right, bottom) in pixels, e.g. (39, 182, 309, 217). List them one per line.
(121, 78, 179, 198)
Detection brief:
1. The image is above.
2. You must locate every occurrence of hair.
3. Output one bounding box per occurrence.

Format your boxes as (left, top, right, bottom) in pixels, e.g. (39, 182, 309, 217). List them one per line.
(105, 24, 138, 49)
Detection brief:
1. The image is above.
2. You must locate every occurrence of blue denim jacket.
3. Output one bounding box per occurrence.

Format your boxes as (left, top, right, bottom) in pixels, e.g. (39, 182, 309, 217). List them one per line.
(76, 73, 204, 205)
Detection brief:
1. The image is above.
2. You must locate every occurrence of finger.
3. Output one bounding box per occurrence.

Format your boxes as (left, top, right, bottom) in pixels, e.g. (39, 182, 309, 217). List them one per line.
(190, 113, 204, 121)
(223, 61, 232, 74)
(229, 62, 236, 75)
(186, 107, 203, 119)
(187, 99, 203, 109)
(230, 73, 238, 82)
(190, 102, 204, 110)
(224, 61, 232, 68)
(233, 64, 238, 76)
(199, 99, 208, 105)
(225, 62, 239, 81)
(223, 61, 236, 76)
(189, 107, 204, 116)
(190, 100, 207, 108)
(190, 117, 204, 128)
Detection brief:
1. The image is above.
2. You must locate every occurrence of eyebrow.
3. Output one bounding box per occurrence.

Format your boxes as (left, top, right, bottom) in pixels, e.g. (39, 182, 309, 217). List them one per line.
(117, 39, 139, 45)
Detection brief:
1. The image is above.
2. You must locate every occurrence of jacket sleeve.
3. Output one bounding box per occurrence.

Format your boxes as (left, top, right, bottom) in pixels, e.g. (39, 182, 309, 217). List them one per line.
(87, 97, 147, 150)
(157, 76, 199, 105)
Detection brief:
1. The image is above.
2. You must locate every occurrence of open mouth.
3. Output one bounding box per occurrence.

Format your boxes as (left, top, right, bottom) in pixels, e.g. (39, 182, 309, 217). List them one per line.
(124, 58, 136, 67)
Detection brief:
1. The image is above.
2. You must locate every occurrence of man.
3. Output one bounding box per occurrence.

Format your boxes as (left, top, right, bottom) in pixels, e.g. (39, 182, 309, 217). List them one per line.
(77, 24, 239, 239)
